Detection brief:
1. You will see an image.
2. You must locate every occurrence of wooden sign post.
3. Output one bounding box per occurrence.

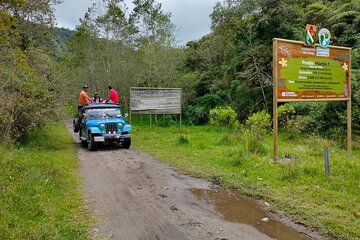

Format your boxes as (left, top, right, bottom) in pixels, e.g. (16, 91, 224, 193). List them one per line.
(130, 87, 182, 127)
(273, 38, 352, 160)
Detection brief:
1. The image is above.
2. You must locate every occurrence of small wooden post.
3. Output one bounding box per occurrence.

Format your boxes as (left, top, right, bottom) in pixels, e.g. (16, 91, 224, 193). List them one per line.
(347, 48, 352, 156)
(273, 39, 279, 161)
(129, 99, 132, 125)
(180, 89, 183, 128)
(347, 100, 352, 156)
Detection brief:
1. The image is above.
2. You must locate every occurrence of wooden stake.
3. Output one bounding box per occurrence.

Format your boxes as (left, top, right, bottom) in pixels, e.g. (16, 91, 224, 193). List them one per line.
(347, 48, 352, 156)
(180, 89, 183, 129)
(347, 100, 352, 156)
(273, 39, 279, 161)
(129, 97, 132, 125)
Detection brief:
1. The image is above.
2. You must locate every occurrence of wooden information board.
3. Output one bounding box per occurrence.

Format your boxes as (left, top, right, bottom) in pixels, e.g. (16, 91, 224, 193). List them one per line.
(273, 38, 352, 160)
(130, 87, 182, 126)
(275, 39, 351, 102)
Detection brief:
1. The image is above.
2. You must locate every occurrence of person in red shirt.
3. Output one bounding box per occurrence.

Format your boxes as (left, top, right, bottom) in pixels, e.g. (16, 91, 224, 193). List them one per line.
(108, 85, 119, 104)
(79, 85, 92, 105)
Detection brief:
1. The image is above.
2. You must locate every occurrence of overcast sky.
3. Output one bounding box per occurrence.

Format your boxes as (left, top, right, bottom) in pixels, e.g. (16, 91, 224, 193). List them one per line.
(54, 0, 218, 45)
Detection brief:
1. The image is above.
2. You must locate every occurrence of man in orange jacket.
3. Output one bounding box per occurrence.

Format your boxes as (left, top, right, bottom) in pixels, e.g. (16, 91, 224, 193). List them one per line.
(79, 85, 92, 105)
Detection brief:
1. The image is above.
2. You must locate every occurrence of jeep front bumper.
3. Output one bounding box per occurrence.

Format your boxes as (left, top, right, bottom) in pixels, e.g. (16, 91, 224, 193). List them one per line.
(100, 134, 131, 142)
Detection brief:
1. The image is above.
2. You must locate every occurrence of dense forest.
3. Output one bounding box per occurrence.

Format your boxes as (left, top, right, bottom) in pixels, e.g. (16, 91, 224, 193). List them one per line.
(1, 0, 359, 143)
(0, 0, 65, 142)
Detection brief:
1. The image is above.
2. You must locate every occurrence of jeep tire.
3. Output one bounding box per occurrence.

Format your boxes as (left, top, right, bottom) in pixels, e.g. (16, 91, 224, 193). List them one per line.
(122, 138, 131, 149)
(81, 139, 87, 147)
(73, 119, 80, 133)
(88, 134, 97, 151)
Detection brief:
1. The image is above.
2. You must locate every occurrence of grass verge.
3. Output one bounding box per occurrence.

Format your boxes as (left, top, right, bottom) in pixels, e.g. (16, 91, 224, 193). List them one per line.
(132, 124, 360, 240)
(0, 122, 92, 239)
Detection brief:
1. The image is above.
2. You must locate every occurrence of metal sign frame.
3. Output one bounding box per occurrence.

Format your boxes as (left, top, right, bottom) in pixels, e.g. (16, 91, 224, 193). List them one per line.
(273, 38, 352, 160)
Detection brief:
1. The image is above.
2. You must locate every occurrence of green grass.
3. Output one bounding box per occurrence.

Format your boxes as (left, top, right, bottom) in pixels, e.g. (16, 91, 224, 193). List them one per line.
(0, 122, 92, 240)
(132, 123, 360, 240)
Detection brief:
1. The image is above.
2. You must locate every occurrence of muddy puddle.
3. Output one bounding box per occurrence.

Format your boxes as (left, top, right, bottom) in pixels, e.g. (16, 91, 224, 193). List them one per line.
(187, 188, 309, 240)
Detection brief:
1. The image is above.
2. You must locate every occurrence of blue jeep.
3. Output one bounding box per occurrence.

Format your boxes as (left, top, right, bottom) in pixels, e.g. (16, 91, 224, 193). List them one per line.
(73, 103, 132, 151)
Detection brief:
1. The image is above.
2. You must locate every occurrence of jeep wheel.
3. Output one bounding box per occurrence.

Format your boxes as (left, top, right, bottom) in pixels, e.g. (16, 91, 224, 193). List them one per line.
(122, 138, 131, 149)
(73, 119, 80, 133)
(87, 134, 97, 151)
(81, 139, 87, 147)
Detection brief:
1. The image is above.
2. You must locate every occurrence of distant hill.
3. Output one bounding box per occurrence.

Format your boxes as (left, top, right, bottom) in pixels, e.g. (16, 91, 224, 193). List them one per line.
(55, 27, 74, 43)
(51, 27, 75, 60)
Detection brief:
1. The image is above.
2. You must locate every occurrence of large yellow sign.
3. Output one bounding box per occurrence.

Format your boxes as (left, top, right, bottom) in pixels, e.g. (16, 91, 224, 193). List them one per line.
(274, 38, 351, 101)
(272, 38, 352, 160)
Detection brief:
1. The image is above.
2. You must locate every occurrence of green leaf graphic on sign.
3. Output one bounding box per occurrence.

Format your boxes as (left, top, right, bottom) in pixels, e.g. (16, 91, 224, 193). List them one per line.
(280, 58, 345, 94)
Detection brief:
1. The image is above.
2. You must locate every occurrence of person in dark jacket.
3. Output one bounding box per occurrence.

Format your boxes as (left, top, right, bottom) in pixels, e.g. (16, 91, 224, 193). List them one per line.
(92, 92, 104, 103)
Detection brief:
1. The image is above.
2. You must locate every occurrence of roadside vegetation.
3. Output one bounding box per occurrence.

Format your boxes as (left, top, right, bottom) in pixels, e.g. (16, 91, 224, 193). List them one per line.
(1, 0, 360, 239)
(0, 122, 92, 239)
(0, 1, 73, 143)
(0, 2, 93, 239)
(132, 113, 359, 240)
(65, 0, 360, 138)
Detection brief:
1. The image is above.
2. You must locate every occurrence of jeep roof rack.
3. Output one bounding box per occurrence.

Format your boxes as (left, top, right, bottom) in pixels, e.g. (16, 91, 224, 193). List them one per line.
(80, 102, 120, 110)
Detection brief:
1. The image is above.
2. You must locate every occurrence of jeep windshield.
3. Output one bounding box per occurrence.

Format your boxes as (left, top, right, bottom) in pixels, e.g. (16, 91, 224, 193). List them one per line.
(84, 108, 122, 119)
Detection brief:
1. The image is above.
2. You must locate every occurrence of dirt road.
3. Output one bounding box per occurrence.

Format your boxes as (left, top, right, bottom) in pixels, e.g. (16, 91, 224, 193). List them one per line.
(67, 122, 307, 240)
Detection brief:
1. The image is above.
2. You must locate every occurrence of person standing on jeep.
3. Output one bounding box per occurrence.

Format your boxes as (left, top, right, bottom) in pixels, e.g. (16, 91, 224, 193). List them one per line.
(108, 85, 119, 104)
(79, 85, 92, 105)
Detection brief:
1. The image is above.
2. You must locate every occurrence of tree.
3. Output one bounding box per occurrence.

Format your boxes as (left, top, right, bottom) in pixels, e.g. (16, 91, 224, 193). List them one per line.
(0, 0, 62, 142)
(67, 0, 183, 109)
(182, 0, 360, 133)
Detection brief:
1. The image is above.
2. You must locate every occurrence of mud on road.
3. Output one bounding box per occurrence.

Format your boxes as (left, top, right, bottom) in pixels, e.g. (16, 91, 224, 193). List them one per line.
(67, 121, 315, 240)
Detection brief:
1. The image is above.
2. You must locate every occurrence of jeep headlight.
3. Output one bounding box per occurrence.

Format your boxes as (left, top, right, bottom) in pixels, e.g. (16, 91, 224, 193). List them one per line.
(99, 123, 105, 131)
(118, 123, 123, 128)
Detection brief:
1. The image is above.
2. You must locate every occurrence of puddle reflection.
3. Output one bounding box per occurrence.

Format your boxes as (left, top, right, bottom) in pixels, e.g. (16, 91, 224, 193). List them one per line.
(188, 188, 308, 240)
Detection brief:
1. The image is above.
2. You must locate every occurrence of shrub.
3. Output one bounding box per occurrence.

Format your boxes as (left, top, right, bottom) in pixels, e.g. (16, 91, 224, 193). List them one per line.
(158, 115, 177, 127)
(328, 127, 346, 147)
(216, 133, 234, 145)
(241, 111, 271, 154)
(184, 105, 208, 125)
(227, 147, 246, 166)
(350, 69, 360, 136)
(185, 94, 223, 125)
(278, 104, 296, 129)
(209, 106, 240, 128)
(177, 134, 189, 145)
(284, 116, 312, 140)
(245, 110, 271, 140)
(244, 129, 267, 154)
